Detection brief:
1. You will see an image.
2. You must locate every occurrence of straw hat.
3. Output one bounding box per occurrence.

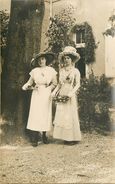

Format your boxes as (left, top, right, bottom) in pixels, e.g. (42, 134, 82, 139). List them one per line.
(59, 46, 80, 63)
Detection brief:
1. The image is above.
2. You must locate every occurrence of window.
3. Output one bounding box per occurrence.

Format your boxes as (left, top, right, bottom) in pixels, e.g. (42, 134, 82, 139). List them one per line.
(75, 29, 86, 78)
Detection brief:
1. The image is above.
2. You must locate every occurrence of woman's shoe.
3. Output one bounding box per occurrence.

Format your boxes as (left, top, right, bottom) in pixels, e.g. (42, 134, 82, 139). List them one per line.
(64, 141, 78, 146)
(31, 142, 38, 147)
(42, 132, 49, 144)
(64, 141, 70, 145)
(42, 135, 49, 144)
(30, 131, 40, 144)
(42, 136, 49, 144)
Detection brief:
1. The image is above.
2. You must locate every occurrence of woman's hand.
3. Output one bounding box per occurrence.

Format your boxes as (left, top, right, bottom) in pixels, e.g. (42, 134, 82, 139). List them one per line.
(22, 84, 28, 90)
(67, 92, 73, 98)
(51, 91, 56, 97)
(22, 77, 34, 91)
(22, 84, 34, 90)
(33, 85, 39, 90)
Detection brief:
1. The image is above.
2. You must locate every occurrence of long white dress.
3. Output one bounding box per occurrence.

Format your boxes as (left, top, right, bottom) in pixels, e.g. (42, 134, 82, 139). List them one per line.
(25, 66, 57, 131)
(53, 67, 81, 141)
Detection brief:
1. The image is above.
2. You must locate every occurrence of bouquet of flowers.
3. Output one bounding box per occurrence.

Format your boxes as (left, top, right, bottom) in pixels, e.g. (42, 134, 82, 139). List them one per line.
(52, 78, 72, 103)
(53, 95, 69, 103)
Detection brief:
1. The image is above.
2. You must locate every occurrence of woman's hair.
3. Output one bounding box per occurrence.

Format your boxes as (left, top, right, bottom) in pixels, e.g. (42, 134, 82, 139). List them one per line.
(36, 56, 49, 67)
(45, 55, 50, 65)
(65, 54, 77, 62)
(31, 52, 54, 68)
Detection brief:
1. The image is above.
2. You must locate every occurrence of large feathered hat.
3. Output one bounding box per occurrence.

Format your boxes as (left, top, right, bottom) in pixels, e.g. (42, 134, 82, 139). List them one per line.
(59, 46, 80, 63)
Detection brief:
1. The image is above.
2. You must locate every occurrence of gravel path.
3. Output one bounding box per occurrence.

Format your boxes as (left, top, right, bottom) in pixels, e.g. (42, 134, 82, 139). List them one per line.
(0, 133, 115, 183)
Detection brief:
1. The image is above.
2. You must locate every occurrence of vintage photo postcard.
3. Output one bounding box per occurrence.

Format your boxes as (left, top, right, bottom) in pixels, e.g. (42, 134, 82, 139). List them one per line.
(0, 0, 115, 183)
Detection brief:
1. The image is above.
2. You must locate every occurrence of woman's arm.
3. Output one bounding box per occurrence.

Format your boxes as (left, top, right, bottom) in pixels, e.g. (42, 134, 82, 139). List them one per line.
(50, 74, 58, 92)
(51, 84, 60, 97)
(22, 77, 34, 90)
(68, 70, 80, 97)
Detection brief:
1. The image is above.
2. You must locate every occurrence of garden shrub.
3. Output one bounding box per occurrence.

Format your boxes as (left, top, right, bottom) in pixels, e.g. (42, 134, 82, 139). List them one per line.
(78, 73, 111, 133)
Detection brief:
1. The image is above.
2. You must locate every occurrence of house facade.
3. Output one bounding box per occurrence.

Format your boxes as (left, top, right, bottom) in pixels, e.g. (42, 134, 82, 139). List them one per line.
(1, 0, 115, 77)
(41, 0, 115, 77)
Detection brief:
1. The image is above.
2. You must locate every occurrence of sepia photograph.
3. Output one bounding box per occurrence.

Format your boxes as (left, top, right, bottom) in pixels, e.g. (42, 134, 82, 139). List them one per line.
(0, 0, 115, 183)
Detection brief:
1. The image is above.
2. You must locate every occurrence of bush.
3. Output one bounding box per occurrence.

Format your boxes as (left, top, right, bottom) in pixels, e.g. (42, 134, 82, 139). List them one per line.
(78, 73, 111, 133)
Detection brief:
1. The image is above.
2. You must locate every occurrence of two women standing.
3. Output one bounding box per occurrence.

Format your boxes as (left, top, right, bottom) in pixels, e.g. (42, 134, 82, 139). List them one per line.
(22, 46, 81, 146)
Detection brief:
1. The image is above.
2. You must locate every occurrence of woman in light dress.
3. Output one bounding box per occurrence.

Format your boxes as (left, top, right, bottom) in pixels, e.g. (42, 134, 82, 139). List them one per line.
(22, 52, 57, 147)
(52, 46, 81, 145)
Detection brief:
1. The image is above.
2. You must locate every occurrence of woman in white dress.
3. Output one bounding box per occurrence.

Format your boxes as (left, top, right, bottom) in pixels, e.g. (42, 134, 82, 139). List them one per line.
(22, 52, 57, 147)
(52, 46, 81, 145)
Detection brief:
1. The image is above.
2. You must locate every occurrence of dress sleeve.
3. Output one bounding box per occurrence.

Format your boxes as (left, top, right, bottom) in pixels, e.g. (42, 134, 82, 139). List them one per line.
(29, 69, 34, 79)
(74, 68, 80, 90)
(51, 67, 57, 77)
(49, 68, 58, 91)
(68, 69, 80, 96)
(52, 73, 58, 86)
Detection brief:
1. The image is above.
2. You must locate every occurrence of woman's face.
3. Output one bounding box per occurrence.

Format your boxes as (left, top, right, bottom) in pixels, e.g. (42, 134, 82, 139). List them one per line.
(38, 57, 46, 67)
(63, 55, 72, 67)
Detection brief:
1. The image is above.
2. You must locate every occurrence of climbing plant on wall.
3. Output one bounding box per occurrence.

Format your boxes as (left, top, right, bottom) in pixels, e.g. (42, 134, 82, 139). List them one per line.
(45, 6, 76, 55)
(71, 22, 97, 65)
(103, 14, 115, 37)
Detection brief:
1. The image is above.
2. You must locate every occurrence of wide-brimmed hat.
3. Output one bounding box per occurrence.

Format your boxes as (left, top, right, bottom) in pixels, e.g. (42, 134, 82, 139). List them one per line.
(31, 52, 55, 67)
(59, 46, 80, 63)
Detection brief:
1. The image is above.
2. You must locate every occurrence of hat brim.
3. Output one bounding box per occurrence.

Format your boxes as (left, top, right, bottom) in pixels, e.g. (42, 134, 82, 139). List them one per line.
(59, 51, 80, 63)
(31, 52, 55, 67)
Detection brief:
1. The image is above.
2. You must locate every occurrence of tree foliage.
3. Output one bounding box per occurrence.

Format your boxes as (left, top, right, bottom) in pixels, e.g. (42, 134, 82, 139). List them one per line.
(0, 10, 10, 57)
(45, 6, 76, 55)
